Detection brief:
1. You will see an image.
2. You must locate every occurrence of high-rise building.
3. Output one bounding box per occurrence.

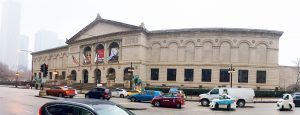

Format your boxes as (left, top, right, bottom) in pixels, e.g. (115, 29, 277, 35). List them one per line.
(18, 35, 29, 70)
(34, 30, 65, 52)
(0, 0, 21, 69)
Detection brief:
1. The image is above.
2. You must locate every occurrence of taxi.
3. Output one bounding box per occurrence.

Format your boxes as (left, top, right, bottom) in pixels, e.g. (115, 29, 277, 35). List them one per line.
(210, 94, 236, 110)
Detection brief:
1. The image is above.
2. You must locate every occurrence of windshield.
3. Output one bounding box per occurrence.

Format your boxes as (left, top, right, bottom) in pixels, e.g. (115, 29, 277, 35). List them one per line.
(93, 105, 134, 115)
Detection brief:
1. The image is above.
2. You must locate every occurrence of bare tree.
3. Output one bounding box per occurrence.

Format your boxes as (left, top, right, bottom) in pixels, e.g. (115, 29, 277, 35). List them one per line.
(288, 58, 300, 91)
(0, 62, 14, 81)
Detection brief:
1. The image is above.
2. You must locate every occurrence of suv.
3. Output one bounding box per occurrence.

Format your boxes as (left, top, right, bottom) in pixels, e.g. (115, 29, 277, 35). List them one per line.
(85, 87, 111, 100)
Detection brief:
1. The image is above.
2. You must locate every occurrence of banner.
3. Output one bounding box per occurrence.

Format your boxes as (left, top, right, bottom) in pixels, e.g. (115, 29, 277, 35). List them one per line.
(107, 48, 118, 60)
(95, 49, 104, 62)
(72, 55, 79, 64)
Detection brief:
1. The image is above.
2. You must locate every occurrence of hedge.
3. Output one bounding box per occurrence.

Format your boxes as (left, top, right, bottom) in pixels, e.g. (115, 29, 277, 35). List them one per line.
(145, 87, 293, 97)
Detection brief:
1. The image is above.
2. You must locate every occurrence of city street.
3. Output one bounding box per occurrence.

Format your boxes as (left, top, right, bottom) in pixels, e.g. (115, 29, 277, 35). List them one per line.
(0, 85, 300, 115)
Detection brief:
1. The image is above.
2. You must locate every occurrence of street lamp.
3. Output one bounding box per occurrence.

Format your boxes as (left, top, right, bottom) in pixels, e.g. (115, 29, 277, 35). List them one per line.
(128, 62, 134, 90)
(228, 64, 235, 88)
(15, 72, 20, 88)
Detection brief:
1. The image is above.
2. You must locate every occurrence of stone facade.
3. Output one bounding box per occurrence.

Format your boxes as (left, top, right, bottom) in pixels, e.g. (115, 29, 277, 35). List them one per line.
(32, 15, 292, 90)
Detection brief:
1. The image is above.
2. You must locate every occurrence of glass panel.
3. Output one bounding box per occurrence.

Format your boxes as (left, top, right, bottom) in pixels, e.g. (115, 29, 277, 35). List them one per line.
(220, 69, 229, 82)
(202, 69, 211, 82)
(167, 69, 176, 81)
(184, 69, 194, 81)
(238, 70, 248, 83)
(151, 68, 159, 80)
(256, 71, 266, 83)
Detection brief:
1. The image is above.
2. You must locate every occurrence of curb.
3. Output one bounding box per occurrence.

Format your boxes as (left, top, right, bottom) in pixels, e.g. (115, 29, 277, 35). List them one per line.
(34, 95, 60, 100)
(125, 107, 147, 110)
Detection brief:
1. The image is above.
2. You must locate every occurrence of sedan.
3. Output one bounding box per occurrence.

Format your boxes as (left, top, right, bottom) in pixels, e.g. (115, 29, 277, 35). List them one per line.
(111, 88, 128, 98)
(293, 95, 300, 107)
(210, 94, 236, 110)
(85, 87, 111, 100)
(151, 93, 185, 108)
(39, 99, 135, 115)
(128, 90, 162, 102)
(46, 86, 76, 98)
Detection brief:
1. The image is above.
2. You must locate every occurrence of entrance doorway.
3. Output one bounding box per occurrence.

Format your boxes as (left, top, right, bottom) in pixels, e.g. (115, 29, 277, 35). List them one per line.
(83, 69, 88, 83)
(94, 69, 101, 84)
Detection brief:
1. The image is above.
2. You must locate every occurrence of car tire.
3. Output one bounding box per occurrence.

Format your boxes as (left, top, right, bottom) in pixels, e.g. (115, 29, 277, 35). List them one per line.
(154, 101, 160, 107)
(237, 100, 245, 107)
(289, 104, 292, 110)
(120, 94, 124, 98)
(176, 103, 181, 109)
(70, 96, 74, 98)
(215, 103, 219, 109)
(201, 99, 209, 106)
(131, 97, 136, 102)
(85, 95, 89, 99)
(58, 93, 64, 97)
(227, 104, 231, 110)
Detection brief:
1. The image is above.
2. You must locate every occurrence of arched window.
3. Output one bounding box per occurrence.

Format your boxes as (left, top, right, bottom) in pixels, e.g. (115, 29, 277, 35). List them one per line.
(94, 69, 101, 83)
(82, 69, 89, 83)
(108, 42, 119, 62)
(71, 70, 77, 81)
(83, 47, 92, 64)
(124, 67, 131, 81)
(107, 68, 116, 80)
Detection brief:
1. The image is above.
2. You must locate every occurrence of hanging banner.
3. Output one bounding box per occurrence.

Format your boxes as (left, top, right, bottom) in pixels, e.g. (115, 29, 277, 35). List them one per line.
(107, 48, 119, 61)
(95, 49, 104, 62)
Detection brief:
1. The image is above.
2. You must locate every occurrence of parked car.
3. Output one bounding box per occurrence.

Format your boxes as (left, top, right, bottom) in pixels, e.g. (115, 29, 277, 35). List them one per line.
(277, 94, 295, 110)
(199, 88, 254, 107)
(46, 86, 76, 98)
(39, 99, 135, 115)
(210, 94, 236, 110)
(293, 92, 300, 96)
(127, 90, 140, 97)
(168, 87, 186, 99)
(128, 90, 162, 102)
(111, 88, 128, 98)
(85, 87, 111, 100)
(151, 93, 185, 108)
(293, 95, 300, 107)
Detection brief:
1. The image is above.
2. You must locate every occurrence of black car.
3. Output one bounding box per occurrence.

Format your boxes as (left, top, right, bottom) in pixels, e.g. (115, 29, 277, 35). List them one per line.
(294, 95, 300, 107)
(39, 99, 135, 115)
(85, 87, 111, 100)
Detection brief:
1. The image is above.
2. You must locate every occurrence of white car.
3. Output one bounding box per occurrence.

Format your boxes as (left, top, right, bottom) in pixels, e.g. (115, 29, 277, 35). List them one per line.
(277, 94, 295, 110)
(111, 88, 128, 98)
(210, 94, 237, 110)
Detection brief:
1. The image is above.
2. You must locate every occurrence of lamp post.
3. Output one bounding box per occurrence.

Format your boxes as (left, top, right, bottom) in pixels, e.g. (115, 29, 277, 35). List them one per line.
(15, 72, 20, 88)
(228, 64, 235, 88)
(128, 62, 134, 90)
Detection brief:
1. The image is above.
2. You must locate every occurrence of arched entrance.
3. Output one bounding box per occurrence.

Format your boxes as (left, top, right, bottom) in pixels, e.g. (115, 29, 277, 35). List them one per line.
(71, 70, 77, 81)
(94, 69, 101, 84)
(82, 69, 89, 83)
(106, 68, 116, 87)
(123, 67, 131, 88)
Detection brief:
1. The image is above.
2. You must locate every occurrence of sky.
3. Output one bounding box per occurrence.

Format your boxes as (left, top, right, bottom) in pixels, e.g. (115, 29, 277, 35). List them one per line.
(0, 0, 300, 66)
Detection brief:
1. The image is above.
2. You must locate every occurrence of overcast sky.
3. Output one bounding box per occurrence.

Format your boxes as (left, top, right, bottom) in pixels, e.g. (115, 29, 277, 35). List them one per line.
(0, 0, 299, 66)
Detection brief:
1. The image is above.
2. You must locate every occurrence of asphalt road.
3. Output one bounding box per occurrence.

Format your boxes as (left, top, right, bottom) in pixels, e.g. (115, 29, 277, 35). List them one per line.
(0, 85, 300, 115)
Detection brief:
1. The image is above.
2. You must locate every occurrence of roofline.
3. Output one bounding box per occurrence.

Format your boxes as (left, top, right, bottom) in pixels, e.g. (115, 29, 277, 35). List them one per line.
(31, 45, 68, 55)
(149, 28, 283, 37)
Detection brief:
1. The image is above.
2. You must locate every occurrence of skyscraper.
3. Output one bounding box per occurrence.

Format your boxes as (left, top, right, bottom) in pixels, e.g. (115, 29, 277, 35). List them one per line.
(18, 35, 29, 70)
(0, 0, 21, 69)
(34, 30, 65, 52)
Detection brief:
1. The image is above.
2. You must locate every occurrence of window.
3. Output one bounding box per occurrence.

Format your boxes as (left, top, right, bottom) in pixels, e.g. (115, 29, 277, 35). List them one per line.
(202, 69, 211, 82)
(49, 72, 52, 80)
(219, 69, 229, 82)
(256, 70, 266, 83)
(46, 105, 93, 115)
(151, 69, 159, 80)
(167, 69, 176, 81)
(210, 89, 219, 95)
(184, 69, 194, 81)
(238, 70, 248, 83)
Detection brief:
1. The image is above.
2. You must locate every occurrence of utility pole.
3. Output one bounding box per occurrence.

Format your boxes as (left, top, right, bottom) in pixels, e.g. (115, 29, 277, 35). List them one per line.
(228, 64, 235, 88)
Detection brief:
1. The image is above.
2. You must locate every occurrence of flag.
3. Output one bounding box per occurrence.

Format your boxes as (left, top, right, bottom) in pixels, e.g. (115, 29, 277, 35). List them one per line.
(107, 48, 118, 60)
(83, 54, 87, 64)
(72, 56, 79, 64)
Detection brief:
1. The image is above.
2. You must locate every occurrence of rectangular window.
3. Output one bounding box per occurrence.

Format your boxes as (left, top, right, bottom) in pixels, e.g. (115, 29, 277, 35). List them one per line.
(184, 69, 194, 81)
(167, 69, 176, 81)
(220, 69, 229, 82)
(238, 70, 248, 83)
(202, 69, 212, 82)
(49, 72, 53, 80)
(256, 70, 266, 83)
(62, 71, 66, 80)
(151, 69, 159, 80)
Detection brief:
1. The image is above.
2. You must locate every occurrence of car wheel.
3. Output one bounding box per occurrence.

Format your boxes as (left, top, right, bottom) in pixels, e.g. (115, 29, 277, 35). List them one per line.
(289, 104, 292, 110)
(176, 103, 181, 109)
(237, 100, 245, 107)
(154, 101, 160, 107)
(131, 97, 136, 102)
(46, 92, 49, 96)
(227, 104, 231, 110)
(120, 94, 124, 98)
(201, 99, 209, 106)
(215, 103, 219, 109)
(70, 96, 74, 98)
(85, 95, 89, 99)
(58, 93, 64, 97)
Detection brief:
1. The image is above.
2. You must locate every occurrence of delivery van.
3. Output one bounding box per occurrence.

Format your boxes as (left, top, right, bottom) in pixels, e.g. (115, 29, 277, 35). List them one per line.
(199, 88, 255, 107)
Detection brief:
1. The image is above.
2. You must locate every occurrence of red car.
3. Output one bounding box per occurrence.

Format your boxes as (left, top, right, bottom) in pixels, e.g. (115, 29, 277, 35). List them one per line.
(46, 86, 76, 98)
(151, 93, 185, 108)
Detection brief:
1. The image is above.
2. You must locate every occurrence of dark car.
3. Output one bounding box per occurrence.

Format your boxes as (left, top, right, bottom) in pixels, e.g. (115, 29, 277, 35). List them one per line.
(293, 95, 300, 107)
(39, 99, 135, 115)
(85, 87, 111, 100)
(46, 86, 76, 98)
(151, 93, 185, 108)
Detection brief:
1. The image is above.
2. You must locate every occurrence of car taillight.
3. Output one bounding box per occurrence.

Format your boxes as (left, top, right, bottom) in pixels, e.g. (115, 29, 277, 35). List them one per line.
(38, 107, 42, 115)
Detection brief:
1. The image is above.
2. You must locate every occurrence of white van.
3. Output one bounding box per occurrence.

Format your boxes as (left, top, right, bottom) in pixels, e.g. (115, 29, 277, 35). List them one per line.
(199, 88, 255, 107)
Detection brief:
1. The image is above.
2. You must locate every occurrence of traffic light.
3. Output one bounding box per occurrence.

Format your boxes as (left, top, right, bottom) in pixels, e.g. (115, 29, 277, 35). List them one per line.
(44, 64, 48, 77)
(40, 64, 44, 72)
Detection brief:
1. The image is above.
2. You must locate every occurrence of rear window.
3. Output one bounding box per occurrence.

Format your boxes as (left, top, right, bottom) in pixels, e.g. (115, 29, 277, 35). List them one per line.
(93, 105, 134, 115)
